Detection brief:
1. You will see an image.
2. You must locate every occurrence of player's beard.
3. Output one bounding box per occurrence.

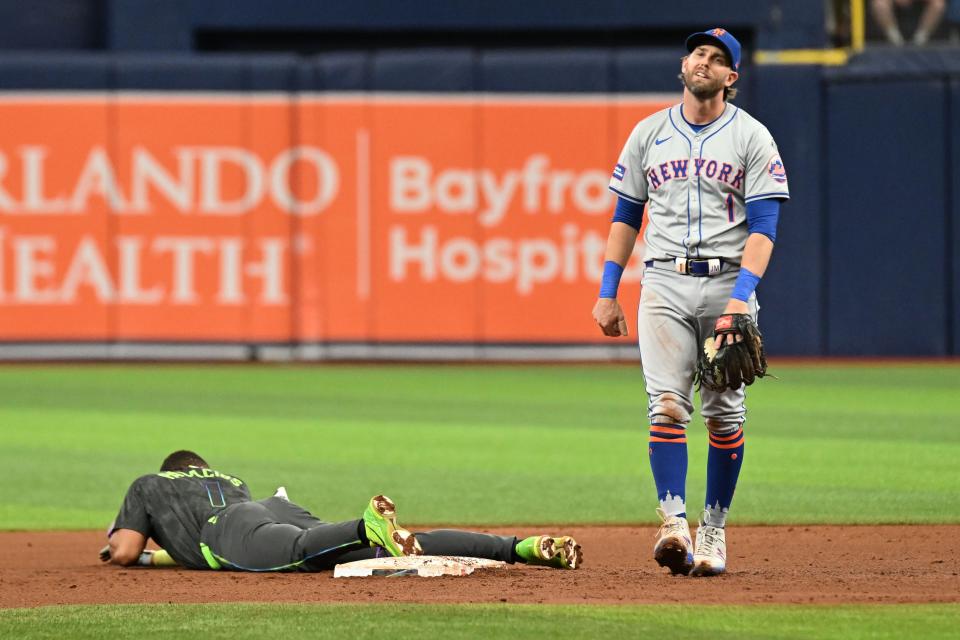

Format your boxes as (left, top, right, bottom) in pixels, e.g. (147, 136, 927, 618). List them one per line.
(681, 67, 725, 100)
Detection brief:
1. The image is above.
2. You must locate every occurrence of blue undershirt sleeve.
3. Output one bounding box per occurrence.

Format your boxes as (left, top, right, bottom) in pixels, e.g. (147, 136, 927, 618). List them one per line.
(745, 198, 780, 243)
(612, 196, 645, 231)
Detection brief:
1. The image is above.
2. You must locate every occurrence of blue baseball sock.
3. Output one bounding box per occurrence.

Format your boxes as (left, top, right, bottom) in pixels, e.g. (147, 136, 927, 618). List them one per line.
(649, 423, 687, 517)
(704, 426, 745, 528)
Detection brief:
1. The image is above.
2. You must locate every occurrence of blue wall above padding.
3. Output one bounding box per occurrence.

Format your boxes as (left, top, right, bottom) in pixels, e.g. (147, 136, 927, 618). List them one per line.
(99, 1, 824, 52)
(614, 49, 687, 95)
(106, 0, 192, 51)
(481, 50, 610, 92)
(0, 1, 827, 52)
(0, 0, 104, 50)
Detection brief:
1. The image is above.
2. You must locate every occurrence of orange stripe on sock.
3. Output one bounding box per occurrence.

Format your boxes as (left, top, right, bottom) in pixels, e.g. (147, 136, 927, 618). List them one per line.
(710, 428, 743, 442)
(649, 436, 687, 443)
(709, 436, 744, 449)
(650, 425, 686, 435)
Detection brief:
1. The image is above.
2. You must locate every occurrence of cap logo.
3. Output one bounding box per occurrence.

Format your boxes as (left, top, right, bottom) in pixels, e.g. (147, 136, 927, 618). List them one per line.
(712, 28, 727, 37)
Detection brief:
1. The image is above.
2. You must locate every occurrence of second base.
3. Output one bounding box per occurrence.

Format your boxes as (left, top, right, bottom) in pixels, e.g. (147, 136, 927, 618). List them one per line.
(334, 555, 506, 578)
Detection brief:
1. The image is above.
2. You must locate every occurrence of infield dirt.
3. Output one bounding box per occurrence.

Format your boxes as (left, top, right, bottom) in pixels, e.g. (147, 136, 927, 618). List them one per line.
(2, 525, 958, 609)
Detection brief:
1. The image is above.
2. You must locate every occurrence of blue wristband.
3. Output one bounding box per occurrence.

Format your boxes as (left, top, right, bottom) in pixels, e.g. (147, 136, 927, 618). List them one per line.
(731, 267, 761, 302)
(599, 261, 624, 298)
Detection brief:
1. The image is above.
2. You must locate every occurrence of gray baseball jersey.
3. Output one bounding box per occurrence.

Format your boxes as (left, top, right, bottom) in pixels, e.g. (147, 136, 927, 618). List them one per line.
(609, 103, 789, 260)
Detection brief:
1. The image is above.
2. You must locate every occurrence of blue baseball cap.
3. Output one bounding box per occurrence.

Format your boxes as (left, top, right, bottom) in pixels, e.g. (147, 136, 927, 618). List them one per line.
(685, 28, 741, 71)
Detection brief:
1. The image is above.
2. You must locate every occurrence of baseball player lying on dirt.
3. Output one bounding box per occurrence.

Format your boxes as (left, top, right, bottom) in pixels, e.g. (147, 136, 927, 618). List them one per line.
(99, 450, 581, 571)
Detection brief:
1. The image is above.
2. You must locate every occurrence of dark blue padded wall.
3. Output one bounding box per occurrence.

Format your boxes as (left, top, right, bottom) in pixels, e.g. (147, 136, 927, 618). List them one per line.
(952, 79, 960, 355)
(114, 55, 253, 90)
(312, 53, 368, 91)
(750, 65, 823, 356)
(372, 50, 475, 91)
(248, 57, 299, 92)
(0, 54, 112, 89)
(825, 78, 949, 356)
(113, 54, 301, 92)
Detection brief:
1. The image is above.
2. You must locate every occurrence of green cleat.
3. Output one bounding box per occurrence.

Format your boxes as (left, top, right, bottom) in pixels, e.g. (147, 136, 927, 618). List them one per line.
(515, 535, 582, 569)
(363, 495, 422, 557)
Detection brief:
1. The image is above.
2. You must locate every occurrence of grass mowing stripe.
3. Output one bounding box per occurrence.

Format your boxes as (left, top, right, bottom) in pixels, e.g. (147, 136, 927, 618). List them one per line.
(0, 364, 957, 528)
(0, 603, 957, 639)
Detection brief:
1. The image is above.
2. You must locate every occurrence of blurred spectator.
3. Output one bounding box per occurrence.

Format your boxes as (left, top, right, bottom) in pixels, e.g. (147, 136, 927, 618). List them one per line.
(871, 0, 945, 45)
(826, 0, 852, 47)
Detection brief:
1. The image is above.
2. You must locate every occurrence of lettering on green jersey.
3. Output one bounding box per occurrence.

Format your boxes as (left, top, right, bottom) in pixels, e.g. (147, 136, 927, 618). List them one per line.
(156, 468, 244, 487)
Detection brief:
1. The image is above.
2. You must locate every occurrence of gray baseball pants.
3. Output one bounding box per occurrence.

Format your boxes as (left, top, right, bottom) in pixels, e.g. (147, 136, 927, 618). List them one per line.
(637, 264, 759, 430)
(200, 496, 517, 571)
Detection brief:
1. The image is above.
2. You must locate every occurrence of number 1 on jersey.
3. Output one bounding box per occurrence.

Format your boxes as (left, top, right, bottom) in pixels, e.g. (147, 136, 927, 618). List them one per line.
(725, 194, 735, 222)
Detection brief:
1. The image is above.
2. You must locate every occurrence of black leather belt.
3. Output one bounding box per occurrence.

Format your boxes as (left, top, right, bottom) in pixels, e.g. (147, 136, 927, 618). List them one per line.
(644, 257, 730, 277)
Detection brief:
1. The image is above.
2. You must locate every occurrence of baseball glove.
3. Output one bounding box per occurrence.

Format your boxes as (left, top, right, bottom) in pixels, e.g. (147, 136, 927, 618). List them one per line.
(696, 313, 768, 392)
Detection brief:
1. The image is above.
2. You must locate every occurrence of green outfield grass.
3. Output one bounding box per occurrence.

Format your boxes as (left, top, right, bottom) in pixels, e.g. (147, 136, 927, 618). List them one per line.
(0, 363, 958, 529)
(1, 603, 958, 639)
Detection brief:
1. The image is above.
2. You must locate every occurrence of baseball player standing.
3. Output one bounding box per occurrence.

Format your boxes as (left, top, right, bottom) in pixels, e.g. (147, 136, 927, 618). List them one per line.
(592, 28, 788, 576)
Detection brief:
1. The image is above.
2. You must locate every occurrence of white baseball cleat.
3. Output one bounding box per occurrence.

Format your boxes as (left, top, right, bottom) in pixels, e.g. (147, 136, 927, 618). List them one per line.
(273, 486, 289, 500)
(653, 508, 693, 575)
(691, 513, 727, 577)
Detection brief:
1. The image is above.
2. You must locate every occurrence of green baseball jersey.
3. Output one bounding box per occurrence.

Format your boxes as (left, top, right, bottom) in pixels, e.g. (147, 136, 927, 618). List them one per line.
(112, 467, 251, 568)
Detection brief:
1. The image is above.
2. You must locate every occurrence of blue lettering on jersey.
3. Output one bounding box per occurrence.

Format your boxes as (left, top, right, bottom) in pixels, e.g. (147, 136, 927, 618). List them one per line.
(717, 163, 733, 183)
(659, 163, 672, 183)
(731, 168, 745, 189)
(660, 162, 670, 182)
(612, 163, 625, 181)
(647, 157, 745, 193)
(647, 167, 662, 189)
(670, 160, 689, 179)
